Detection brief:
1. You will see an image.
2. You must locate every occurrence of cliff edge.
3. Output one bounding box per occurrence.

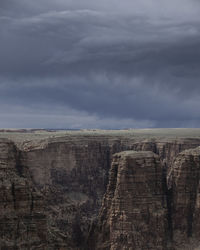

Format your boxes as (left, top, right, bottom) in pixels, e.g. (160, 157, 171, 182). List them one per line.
(1, 130, 200, 249)
(89, 151, 167, 250)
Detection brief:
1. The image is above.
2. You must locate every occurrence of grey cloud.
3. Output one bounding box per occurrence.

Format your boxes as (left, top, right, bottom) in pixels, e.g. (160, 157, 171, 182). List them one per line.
(1, 76, 199, 123)
(0, 0, 200, 128)
(0, 103, 154, 129)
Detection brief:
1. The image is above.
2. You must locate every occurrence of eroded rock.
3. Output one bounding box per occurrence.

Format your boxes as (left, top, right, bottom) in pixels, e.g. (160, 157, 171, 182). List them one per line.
(0, 139, 47, 249)
(1, 132, 200, 249)
(167, 146, 200, 249)
(89, 151, 167, 250)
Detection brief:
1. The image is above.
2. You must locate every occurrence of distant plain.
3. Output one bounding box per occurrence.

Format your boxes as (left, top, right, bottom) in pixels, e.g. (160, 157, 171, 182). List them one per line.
(1, 128, 200, 143)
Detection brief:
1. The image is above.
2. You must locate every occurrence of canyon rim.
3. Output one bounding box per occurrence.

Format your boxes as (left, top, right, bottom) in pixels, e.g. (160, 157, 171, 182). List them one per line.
(1, 0, 200, 249)
(1, 129, 200, 249)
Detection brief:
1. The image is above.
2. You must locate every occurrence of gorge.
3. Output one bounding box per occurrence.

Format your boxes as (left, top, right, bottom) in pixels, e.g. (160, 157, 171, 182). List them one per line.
(1, 129, 200, 249)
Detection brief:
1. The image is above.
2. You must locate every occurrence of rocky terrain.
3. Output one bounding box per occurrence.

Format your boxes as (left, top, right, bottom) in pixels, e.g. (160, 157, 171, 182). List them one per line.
(1, 129, 200, 249)
(89, 151, 167, 250)
(0, 139, 47, 249)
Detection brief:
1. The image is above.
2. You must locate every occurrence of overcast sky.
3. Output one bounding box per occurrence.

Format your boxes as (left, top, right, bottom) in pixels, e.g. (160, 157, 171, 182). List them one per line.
(0, 0, 200, 129)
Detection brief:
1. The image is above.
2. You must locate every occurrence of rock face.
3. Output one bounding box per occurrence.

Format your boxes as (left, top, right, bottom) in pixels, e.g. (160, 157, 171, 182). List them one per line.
(167, 147, 200, 249)
(21, 137, 200, 249)
(89, 151, 167, 250)
(89, 146, 200, 250)
(0, 139, 47, 249)
(1, 131, 200, 249)
(20, 138, 130, 249)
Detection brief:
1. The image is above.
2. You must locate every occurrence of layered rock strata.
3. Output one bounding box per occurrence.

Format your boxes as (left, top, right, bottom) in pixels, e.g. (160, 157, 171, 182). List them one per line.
(167, 146, 200, 249)
(0, 139, 47, 249)
(89, 151, 167, 250)
(21, 137, 200, 249)
(89, 146, 200, 250)
(1, 133, 200, 249)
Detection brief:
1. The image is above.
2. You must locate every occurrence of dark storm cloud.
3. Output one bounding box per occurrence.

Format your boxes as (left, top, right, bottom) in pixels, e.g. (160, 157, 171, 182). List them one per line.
(1, 0, 200, 128)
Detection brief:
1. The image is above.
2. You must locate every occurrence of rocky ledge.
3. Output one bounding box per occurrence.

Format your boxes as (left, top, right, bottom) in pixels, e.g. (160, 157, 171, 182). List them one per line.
(1, 130, 200, 249)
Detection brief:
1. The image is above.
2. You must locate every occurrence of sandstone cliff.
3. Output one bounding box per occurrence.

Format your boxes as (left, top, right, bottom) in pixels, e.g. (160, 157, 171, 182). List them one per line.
(89, 145, 200, 250)
(0, 139, 47, 249)
(1, 130, 200, 249)
(89, 151, 167, 250)
(167, 147, 200, 249)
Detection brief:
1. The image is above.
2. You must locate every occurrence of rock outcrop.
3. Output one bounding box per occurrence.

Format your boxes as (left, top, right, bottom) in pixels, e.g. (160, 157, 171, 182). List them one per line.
(1, 131, 200, 249)
(89, 151, 167, 250)
(167, 146, 200, 249)
(88, 145, 200, 250)
(0, 139, 47, 249)
(20, 137, 200, 249)
(20, 139, 126, 249)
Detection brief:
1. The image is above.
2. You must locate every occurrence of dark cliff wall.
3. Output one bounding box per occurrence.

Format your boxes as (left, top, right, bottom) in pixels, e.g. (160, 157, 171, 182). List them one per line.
(1, 136, 200, 249)
(88, 145, 200, 250)
(167, 147, 200, 249)
(89, 151, 167, 250)
(20, 139, 133, 249)
(0, 139, 47, 250)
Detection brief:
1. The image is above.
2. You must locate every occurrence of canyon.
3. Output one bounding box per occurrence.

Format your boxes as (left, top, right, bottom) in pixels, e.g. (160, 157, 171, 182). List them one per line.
(1, 129, 200, 249)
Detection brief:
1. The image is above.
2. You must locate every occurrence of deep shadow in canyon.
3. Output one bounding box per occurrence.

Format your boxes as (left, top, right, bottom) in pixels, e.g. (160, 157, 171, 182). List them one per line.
(1, 130, 200, 249)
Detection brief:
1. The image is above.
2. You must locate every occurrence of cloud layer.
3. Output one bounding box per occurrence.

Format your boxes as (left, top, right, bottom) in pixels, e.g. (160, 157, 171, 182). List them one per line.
(1, 0, 200, 128)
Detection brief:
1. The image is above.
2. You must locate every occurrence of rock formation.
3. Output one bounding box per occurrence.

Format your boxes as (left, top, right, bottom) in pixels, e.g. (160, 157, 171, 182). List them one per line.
(89, 151, 167, 250)
(88, 145, 200, 250)
(1, 130, 200, 249)
(0, 139, 47, 249)
(167, 147, 200, 249)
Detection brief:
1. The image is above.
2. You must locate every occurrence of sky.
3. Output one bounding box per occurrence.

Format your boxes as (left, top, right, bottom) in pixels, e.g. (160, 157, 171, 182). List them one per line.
(1, 0, 200, 129)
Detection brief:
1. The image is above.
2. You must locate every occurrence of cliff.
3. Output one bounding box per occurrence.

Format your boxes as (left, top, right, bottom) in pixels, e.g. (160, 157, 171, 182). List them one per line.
(89, 151, 167, 250)
(1, 130, 200, 249)
(0, 139, 47, 249)
(167, 147, 200, 249)
(88, 144, 200, 250)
